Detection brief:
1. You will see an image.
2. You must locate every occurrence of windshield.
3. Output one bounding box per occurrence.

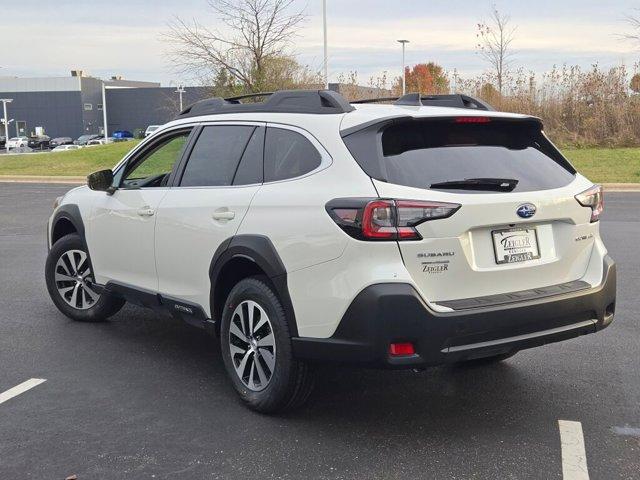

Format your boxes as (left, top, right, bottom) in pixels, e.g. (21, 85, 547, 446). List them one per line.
(343, 117, 576, 193)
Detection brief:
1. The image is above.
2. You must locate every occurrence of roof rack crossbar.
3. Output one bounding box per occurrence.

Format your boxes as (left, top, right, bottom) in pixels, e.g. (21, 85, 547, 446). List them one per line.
(393, 93, 494, 111)
(177, 90, 355, 118)
(349, 93, 494, 111)
(350, 97, 400, 104)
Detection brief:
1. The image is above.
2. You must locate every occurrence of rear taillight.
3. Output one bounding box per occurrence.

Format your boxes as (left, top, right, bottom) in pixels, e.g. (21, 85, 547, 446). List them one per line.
(327, 198, 461, 241)
(575, 185, 603, 223)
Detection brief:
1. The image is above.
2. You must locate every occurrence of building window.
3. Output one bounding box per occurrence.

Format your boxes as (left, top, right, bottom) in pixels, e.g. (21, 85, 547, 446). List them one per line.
(84, 103, 93, 111)
(97, 104, 103, 111)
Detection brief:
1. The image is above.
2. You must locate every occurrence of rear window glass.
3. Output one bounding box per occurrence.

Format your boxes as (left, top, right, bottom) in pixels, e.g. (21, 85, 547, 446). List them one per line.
(343, 118, 576, 193)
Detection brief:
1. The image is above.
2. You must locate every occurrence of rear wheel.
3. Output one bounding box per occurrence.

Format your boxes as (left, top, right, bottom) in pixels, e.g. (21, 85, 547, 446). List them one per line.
(45, 233, 124, 322)
(220, 277, 315, 413)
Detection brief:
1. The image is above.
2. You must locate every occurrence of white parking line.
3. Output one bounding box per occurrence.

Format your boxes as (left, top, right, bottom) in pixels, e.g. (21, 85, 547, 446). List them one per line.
(559, 420, 590, 480)
(0, 378, 46, 405)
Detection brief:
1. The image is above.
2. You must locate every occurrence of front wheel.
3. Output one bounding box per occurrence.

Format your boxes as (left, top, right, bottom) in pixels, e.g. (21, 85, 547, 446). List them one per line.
(220, 277, 315, 414)
(45, 233, 124, 322)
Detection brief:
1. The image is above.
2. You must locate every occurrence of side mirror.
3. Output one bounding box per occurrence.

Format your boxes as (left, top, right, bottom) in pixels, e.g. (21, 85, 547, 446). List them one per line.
(87, 169, 114, 192)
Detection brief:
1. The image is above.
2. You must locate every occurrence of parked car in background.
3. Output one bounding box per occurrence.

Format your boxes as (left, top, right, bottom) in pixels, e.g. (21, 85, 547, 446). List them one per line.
(28, 135, 51, 150)
(0, 136, 5, 148)
(74, 134, 101, 146)
(86, 138, 113, 146)
(52, 145, 82, 152)
(49, 137, 73, 149)
(112, 130, 133, 140)
(6, 136, 29, 149)
(144, 125, 161, 137)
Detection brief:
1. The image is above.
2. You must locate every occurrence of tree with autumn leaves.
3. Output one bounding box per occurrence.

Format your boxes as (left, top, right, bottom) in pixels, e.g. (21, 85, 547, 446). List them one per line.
(392, 62, 450, 95)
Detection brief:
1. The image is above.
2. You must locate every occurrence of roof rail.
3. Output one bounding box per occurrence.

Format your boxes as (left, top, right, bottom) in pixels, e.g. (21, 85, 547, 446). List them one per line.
(178, 90, 355, 118)
(394, 93, 494, 111)
(350, 93, 494, 110)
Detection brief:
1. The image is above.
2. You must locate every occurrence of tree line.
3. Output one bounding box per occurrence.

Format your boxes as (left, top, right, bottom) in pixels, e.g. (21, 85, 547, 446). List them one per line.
(163, 0, 640, 147)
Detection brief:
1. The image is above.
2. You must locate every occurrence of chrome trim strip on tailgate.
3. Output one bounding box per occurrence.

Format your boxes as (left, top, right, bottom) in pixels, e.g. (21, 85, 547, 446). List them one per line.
(442, 319, 597, 353)
(435, 280, 591, 311)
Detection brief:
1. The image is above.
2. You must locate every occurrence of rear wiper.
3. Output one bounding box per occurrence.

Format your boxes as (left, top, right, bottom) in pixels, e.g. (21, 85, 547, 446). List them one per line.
(430, 178, 519, 192)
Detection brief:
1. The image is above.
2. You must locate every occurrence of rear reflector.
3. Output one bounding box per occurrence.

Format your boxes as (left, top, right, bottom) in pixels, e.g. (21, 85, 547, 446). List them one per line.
(455, 116, 492, 124)
(389, 343, 416, 356)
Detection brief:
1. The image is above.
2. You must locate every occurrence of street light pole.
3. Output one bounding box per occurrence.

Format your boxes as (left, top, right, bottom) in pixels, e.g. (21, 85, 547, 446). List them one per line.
(1, 98, 13, 154)
(175, 85, 186, 111)
(397, 40, 410, 95)
(323, 0, 329, 89)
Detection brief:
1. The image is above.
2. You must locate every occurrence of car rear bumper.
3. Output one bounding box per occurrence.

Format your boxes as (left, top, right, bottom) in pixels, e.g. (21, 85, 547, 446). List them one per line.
(292, 256, 616, 368)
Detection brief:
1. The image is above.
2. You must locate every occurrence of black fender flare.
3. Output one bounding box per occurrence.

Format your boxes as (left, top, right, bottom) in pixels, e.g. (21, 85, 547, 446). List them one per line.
(51, 204, 86, 242)
(209, 235, 299, 337)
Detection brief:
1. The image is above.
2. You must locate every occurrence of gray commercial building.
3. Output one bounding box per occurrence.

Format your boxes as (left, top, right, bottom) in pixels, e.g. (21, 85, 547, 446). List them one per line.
(0, 72, 210, 139)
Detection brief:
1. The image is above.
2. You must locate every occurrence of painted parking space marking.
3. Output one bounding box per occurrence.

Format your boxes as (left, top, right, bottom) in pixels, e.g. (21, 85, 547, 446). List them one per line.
(559, 420, 590, 480)
(0, 378, 46, 405)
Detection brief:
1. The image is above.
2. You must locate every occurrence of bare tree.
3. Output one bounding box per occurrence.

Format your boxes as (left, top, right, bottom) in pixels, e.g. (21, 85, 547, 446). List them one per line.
(476, 6, 517, 95)
(622, 9, 640, 45)
(163, 0, 306, 92)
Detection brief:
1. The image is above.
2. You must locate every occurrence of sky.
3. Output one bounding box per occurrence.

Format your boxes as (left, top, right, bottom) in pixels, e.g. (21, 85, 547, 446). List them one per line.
(2, 0, 639, 86)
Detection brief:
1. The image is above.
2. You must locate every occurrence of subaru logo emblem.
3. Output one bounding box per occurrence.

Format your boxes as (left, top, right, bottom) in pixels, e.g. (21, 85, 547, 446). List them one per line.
(516, 203, 537, 219)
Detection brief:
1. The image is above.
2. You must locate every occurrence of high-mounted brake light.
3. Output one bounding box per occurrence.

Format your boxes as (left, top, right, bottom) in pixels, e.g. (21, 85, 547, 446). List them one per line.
(326, 198, 461, 241)
(454, 116, 492, 124)
(575, 185, 604, 223)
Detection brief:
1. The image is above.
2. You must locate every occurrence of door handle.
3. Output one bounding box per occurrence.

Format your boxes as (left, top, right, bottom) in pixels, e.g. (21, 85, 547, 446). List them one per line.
(212, 210, 236, 221)
(137, 207, 155, 217)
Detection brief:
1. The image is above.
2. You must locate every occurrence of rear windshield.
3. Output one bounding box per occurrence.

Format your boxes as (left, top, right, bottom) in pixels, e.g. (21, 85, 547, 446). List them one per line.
(343, 118, 576, 193)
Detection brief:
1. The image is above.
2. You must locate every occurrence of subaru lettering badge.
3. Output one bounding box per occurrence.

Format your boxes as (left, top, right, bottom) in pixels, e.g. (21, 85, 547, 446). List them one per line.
(516, 203, 537, 219)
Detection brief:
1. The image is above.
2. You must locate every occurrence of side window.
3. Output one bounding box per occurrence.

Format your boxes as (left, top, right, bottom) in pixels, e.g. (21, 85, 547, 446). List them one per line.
(180, 125, 255, 187)
(233, 127, 265, 186)
(264, 128, 322, 182)
(122, 130, 191, 188)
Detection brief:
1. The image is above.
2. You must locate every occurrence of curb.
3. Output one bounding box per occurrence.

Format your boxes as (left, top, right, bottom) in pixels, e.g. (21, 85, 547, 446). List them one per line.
(0, 176, 639, 191)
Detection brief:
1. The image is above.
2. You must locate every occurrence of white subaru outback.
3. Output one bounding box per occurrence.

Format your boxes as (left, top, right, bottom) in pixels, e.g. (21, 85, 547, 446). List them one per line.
(46, 90, 617, 413)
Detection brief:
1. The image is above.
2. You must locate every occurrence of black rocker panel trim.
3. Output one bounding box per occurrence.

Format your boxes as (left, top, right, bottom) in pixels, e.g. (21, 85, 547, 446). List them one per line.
(209, 235, 299, 337)
(104, 281, 211, 329)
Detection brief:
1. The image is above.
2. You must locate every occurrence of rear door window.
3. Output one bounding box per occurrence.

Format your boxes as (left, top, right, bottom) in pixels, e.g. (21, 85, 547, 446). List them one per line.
(264, 127, 322, 182)
(180, 125, 255, 187)
(343, 118, 576, 193)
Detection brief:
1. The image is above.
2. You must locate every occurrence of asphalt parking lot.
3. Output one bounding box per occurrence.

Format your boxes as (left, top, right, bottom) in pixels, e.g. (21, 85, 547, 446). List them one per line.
(0, 183, 639, 479)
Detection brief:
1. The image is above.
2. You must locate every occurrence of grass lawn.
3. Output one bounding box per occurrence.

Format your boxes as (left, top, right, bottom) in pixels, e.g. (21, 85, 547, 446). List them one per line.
(0, 140, 142, 177)
(0, 141, 639, 183)
(563, 147, 640, 184)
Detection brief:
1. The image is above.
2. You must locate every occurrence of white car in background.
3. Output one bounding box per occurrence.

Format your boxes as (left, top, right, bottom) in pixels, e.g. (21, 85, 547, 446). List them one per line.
(6, 136, 29, 149)
(86, 138, 113, 146)
(145, 125, 161, 137)
(52, 145, 83, 152)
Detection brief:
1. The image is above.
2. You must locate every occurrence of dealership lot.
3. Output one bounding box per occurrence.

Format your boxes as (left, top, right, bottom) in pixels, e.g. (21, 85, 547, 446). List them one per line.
(0, 183, 638, 479)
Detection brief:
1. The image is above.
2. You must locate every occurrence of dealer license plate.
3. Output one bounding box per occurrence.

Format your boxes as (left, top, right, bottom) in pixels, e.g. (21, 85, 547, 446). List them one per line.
(492, 227, 541, 265)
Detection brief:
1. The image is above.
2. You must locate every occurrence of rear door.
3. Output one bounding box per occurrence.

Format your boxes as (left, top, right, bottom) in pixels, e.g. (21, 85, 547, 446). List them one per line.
(154, 123, 265, 310)
(344, 116, 597, 304)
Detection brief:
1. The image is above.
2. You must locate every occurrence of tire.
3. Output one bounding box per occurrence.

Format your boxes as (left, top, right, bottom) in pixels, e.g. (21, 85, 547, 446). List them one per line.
(220, 277, 315, 414)
(45, 233, 125, 322)
(455, 350, 518, 367)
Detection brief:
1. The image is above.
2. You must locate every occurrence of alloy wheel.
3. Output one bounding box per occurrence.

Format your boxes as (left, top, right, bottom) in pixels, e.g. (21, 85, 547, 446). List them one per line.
(228, 300, 277, 392)
(54, 249, 100, 310)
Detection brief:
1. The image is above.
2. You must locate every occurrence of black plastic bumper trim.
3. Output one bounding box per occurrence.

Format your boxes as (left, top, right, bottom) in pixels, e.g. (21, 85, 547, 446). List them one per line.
(436, 280, 591, 311)
(292, 256, 616, 368)
(442, 319, 596, 353)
